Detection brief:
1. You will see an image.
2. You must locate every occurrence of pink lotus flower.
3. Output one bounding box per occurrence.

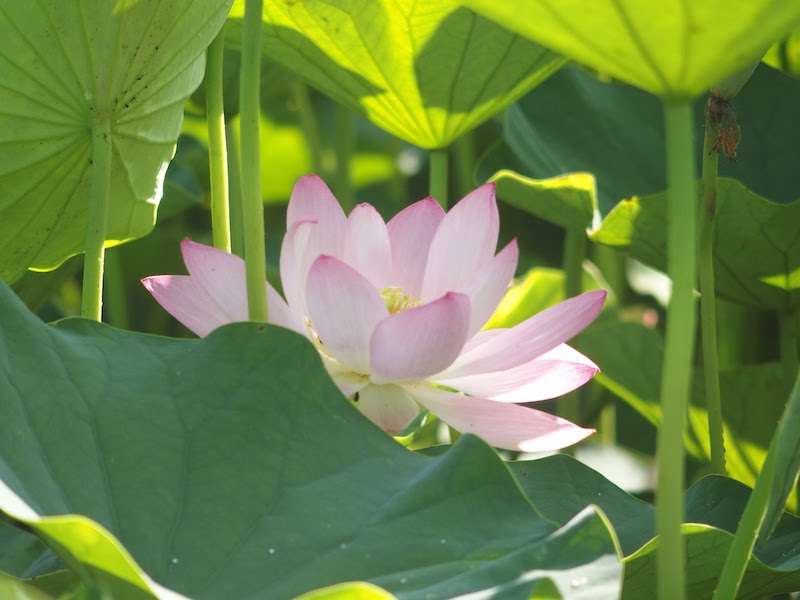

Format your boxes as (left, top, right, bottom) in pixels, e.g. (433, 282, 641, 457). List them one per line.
(143, 176, 606, 451)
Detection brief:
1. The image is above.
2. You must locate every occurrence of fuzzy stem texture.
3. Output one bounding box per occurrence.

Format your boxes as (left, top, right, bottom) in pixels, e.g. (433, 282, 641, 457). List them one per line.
(239, 0, 268, 322)
(656, 100, 698, 600)
(334, 103, 356, 211)
(699, 123, 726, 475)
(226, 121, 245, 258)
(81, 117, 113, 321)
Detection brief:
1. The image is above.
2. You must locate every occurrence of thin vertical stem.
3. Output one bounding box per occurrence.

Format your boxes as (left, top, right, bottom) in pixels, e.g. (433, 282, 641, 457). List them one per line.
(656, 100, 698, 600)
(81, 117, 113, 321)
(453, 131, 476, 199)
(558, 227, 586, 424)
(714, 368, 800, 600)
(429, 149, 449, 209)
(239, 0, 268, 322)
(226, 121, 245, 258)
(206, 29, 231, 253)
(103, 248, 129, 330)
(333, 102, 356, 211)
(698, 121, 726, 475)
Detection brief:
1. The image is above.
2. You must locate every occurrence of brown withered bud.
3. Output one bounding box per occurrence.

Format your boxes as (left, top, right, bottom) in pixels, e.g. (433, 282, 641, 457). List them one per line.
(705, 94, 741, 161)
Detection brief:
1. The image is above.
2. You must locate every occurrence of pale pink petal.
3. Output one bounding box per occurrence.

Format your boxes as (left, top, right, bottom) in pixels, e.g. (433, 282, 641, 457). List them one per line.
(344, 203, 392, 288)
(142, 275, 240, 337)
(180, 239, 249, 322)
(420, 183, 499, 302)
(386, 197, 445, 297)
(406, 384, 594, 452)
(434, 344, 599, 402)
(356, 384, 420, 434)
(286, 177, 347, 278)
(306, 256, 389, 375)
(370, 292, 470, 385)
(441, 290, 607, 378)
(280, 219, 315, 316)
(180, 239, 302, 334)
(460, 239, 518, 337)
(286, 174, 347, 236)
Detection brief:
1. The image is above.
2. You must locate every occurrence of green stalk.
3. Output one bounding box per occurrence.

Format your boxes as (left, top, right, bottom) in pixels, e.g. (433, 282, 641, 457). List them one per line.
(558, 227, 587, 424)
(291, 80, 325, 176)
(713, 369, 800, 600)
(81, 117, 113, 321)
(333, 102, 356, 211)
(239, 0, 268, 322)
(206, 29, 231, 253)
(226, 121, 245, 258)
(429, 149, 449, 208)
(453, 131, 476, 199)
(698, 122, 726, 475)
(656, 100, 698, 600)
(779, 311, 799, 394)
(103, 249, 129, 330)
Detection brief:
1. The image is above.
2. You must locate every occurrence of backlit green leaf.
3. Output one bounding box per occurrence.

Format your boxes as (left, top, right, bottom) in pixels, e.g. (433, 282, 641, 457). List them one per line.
(460, 0, 800, 98)
(0, 1, 232, 283)
(225, 0, 564, 149)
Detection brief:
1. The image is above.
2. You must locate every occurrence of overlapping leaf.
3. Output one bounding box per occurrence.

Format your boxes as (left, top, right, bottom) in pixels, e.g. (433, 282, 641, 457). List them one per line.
(224, 0, 564, 149)
(460, 0, 800, 99)
(0, 281, 621, 599)
(590, 180, 800, 310)
(0, 1, 232, 284)
(511, 455, 800, 599)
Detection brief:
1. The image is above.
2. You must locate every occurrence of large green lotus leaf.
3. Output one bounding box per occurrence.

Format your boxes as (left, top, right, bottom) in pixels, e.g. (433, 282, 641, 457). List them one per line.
(510, 455, 800, 599)
(0, 1, 232, 284)
(294, 582, 395, 600)
(590, 179, 800, 310)
(478, 64, 800, 226)
(224, 0, 564, 149)
(573, 319, 794, 505)
(0, 282, 621, 599)
(459, 0, 800, 99)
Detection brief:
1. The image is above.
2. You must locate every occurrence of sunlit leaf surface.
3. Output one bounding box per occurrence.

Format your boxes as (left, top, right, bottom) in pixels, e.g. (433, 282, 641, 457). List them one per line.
(225, 0, 564, 149)
(460, 0, 800, 98)
(0, 1, 232, 283)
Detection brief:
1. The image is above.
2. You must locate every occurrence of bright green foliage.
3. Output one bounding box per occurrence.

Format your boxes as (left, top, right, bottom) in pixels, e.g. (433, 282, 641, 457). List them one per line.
(0, 1, 232, 284)
(574, 319, 794, 505)
(460, 0, 800, 99)
(485, 266, 605, 329)
(590, 179, 800, 310)
(480, 64, 800, 223)
(511, 455, 800, 599)
(224, 0, 565, 149)
(0, 281, 621, 599)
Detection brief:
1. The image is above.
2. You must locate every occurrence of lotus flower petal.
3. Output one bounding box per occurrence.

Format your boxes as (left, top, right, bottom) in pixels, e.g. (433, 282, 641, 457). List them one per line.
(344, 203, 392, 288)
(420, 183, 499, 302)
(357, 384, 420, 434)
(440, 290, 607, 378)
(435, 344, 599, 402)
(460, 240, 518, 337)
(306, 255, 389, 375)
(386, 197, 444, 297)
(406, 384, 594, 452)
(370, 292, 470, 385)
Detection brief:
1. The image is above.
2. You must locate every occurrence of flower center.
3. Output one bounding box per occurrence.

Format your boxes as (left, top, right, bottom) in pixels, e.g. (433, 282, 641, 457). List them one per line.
(379, 286, 420, 314)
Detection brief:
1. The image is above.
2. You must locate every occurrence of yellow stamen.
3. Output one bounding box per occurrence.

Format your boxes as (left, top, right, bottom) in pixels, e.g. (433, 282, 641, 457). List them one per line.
(380, 286, 420, 314)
